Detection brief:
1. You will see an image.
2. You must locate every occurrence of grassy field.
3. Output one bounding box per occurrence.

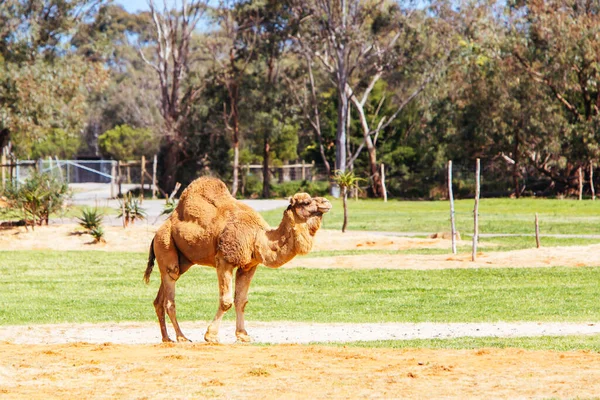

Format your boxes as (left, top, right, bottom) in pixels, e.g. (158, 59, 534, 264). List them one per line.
(2, 251, 600, 326)
(323, 335, 600, 352)
(261, 197, 600, 235)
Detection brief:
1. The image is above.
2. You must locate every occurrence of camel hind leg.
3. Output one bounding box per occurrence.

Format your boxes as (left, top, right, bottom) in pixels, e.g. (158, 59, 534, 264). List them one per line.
(154, 233, 193, 342)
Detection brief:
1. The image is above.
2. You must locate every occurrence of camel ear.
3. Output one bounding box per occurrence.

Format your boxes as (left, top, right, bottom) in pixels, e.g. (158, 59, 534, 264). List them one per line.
(288, 196, 296, 206)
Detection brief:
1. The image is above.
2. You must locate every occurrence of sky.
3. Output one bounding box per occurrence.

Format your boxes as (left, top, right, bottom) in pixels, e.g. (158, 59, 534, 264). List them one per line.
(114, 0, 151, 13)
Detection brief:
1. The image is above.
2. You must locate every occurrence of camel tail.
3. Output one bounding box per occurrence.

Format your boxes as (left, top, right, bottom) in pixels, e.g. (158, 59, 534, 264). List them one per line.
(144, 238, 156, 284)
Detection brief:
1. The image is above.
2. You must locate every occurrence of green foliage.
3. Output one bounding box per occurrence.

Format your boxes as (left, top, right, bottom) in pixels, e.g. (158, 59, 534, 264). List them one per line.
(1, 171, 70, 228)
(76, 207, 106, 243)
(30, 128, 82, 160)
(161, 196, 178, 216)
(98, 124, 158, 160)
(332, 170, 366, 231)
(271, 180, 329, 198)
(77, 208, 104, 231)
(117, 193, 146, 227)
(0, 56, 108, 159)
(89, 225, 106, 244)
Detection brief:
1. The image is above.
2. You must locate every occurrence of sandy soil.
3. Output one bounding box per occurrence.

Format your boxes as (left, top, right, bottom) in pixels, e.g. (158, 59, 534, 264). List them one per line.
(2, 224, 600, 398)
(1, 342, 599, 399)
(2, 223, 600, 270)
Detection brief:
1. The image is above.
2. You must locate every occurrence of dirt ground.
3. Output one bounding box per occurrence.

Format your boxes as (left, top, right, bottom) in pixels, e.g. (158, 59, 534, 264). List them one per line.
(1, 342, 599, 399)
(2, 224, 600, 398)
(2, 223, 600, 270)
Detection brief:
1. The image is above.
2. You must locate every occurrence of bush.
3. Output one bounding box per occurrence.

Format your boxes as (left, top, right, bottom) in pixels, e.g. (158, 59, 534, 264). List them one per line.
(89, 226, 106, 244)
(1, 172, 70, 229)
(271, 180, 329, 198)
(99, 124, 158, 160)
(117, 193, 146, 227)
(77, 208, 104, 231)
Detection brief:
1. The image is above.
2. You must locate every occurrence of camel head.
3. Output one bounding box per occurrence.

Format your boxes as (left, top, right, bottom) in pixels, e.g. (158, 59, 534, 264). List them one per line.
(288, 193, 332, 224)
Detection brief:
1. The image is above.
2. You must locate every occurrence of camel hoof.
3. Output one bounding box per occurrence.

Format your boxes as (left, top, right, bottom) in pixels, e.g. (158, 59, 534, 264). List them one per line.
(204, 332, 220, 343)
(177, 335, 191, 343)
(235, 332, 253, 343)
(162, 337, 174, 343)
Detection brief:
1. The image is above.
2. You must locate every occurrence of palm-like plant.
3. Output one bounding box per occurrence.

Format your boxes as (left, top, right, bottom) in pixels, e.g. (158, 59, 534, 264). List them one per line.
(77, 208, 104, 231)
(89, 226, 106, 244)
(332, 170, 364, 233)
(118, 193, 147, 227)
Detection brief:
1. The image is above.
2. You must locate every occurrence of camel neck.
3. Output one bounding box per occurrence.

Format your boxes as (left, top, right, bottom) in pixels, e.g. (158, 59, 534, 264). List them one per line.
(260, 209, 315, 268)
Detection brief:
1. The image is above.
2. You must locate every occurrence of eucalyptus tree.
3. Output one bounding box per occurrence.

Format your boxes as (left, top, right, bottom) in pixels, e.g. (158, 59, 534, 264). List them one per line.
(140, 0, 208, 192)
(205, 0, 259, 196)
(509, 0, 600, 189)
(0, 0, 109, 158)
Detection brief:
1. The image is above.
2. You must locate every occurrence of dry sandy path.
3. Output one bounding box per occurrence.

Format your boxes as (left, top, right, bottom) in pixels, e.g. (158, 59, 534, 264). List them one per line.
(1, 321, 600, 345)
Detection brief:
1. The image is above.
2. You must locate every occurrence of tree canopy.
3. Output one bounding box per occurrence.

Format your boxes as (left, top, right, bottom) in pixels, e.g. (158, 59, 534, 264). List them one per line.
(2, 0, 599, 198)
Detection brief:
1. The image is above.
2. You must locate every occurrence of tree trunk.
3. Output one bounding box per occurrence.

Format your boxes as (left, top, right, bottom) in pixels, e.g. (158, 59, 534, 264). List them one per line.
(333, 73, 348, 198)
(262, 135, 270, 198)
(513, 130, 520, 198)
(231, 136, 240, 196)
(367, 144, 383, 198)
(158, 138, 180, 194)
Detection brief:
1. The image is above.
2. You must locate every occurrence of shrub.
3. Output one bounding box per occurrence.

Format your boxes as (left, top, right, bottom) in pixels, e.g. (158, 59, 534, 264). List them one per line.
(1, 172, 70, 229)
(77, 208, 104, 231)
(271, 180, 329, 198)
(89, 226, 106, 244)
(161, 196, 178, 216)
(117, 193, 146, 227)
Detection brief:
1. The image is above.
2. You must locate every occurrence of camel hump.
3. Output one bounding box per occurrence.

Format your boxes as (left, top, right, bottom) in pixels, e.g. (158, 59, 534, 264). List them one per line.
(176, 177, 233, 219)
(181, 177, 232, 204)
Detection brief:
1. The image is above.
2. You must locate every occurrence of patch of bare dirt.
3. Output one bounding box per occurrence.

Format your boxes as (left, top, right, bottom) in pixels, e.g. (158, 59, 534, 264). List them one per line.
(1, 342, 599, 399)
(2, 224, 600, 269)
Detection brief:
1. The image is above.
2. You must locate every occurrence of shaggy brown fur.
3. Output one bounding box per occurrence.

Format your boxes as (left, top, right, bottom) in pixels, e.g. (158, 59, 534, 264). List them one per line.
(145, 176, 331, 343)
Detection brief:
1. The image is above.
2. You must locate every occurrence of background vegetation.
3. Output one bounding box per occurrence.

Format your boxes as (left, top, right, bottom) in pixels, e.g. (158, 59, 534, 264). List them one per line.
(2, 0, 600, 199)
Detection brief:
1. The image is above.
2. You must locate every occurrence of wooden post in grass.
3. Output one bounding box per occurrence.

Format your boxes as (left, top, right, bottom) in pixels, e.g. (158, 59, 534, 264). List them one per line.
(590, 162, 595, 201)
(140, 155, 146, 204)
(472, 158, 481, 262)
(535, 213, 541, 248)
(579, 166, 583, 201)
(1, 152, 5, 189)
(152, 154, 157, 200)
(381, 163, 387, 202)
(110, 161, 116, 199)
(448, 160, 457, 254)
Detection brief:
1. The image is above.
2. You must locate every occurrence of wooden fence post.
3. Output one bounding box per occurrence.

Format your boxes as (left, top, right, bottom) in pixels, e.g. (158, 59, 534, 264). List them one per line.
(110, 161, 116, 199)
(535, 213, 541, 249)
(117, 161, 122, 197)
(152, 154, 158, 200)
(301, 160, 306, 180)
(472, 158, 481, 262)
(590, 162, 595, 201)
(1, 152, 5, 189)
(448, 160, 457, 254)
(579, 166, 583, 201)
(381, 163, 387, 202)
(140, 155, 146, 203)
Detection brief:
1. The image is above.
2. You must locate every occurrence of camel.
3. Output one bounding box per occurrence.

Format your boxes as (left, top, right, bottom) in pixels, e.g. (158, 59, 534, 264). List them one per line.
(144, 176, 332, 343)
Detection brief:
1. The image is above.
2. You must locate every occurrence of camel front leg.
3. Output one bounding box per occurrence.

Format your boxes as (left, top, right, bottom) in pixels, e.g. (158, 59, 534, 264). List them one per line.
(204, 258, 234, 343)
(234, 266, 257, 343)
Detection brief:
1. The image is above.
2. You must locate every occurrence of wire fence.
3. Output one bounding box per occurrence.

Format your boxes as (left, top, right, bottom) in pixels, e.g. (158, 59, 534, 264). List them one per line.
(3, 157, 599, 202)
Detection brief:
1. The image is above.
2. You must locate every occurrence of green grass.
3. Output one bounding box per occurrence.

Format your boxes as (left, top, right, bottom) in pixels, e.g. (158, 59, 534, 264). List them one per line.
(303, 236, 600, 257)
(317, 335, 600, 352)
(261, 197, 600, 235)
(2, 251, 600, 325)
